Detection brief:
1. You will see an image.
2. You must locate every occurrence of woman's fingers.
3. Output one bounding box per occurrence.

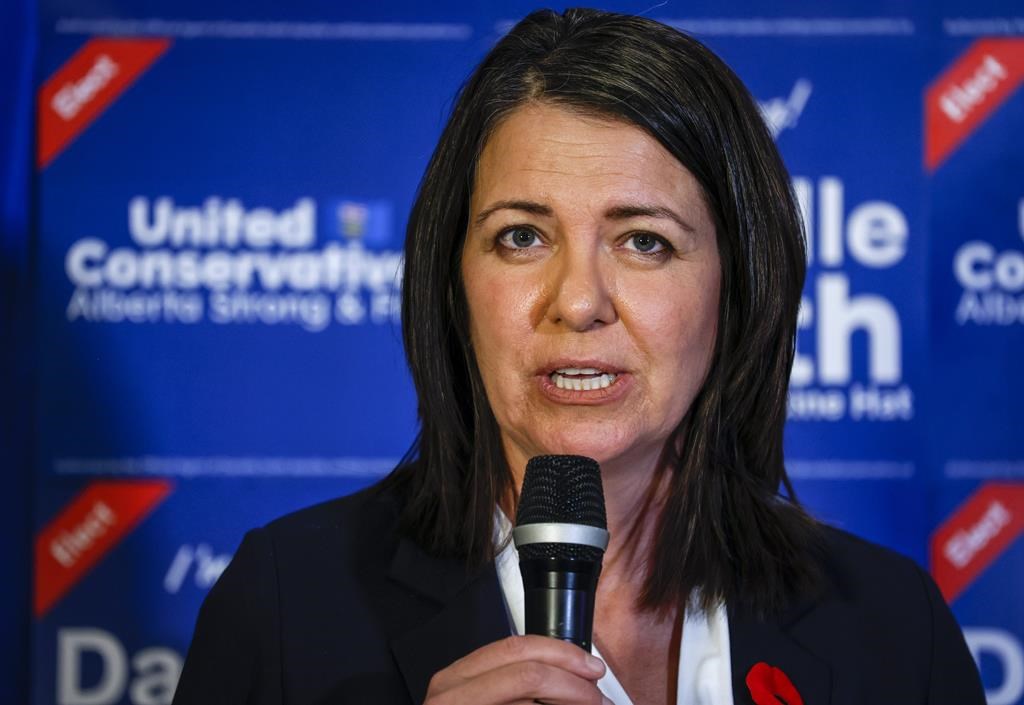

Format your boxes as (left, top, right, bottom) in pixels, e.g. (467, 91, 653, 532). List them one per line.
(425, 635, 609, 705)
(450, 635, 605, 681)
(436, 660, 607, 704)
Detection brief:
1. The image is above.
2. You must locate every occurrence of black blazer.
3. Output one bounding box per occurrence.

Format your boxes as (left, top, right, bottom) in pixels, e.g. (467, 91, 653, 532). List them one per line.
(172, 487, 985, 705)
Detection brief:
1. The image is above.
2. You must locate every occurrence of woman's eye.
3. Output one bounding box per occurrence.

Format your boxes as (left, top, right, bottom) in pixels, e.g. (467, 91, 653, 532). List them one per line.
(625, 232, 667, 253)
(498, 227, 542, 249)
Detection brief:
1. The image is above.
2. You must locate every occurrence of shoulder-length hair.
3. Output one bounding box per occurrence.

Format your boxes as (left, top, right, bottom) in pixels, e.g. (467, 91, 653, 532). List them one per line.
(383, 7, 821, 616)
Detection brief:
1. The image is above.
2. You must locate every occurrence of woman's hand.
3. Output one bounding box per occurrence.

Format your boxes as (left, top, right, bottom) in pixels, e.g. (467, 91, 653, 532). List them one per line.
(424, 635, 613, 705)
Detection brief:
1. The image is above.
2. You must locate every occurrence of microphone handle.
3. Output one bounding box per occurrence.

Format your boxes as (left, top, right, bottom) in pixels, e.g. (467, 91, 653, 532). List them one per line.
(520, 557, 602, 651)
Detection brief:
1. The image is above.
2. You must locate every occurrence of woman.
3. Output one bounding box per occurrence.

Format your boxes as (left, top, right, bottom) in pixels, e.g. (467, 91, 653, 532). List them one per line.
(174, 9, 984, 705)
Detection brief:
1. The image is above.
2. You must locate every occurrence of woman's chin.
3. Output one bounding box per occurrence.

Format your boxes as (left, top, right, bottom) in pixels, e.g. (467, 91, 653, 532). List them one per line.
(522, 431, 658, 470)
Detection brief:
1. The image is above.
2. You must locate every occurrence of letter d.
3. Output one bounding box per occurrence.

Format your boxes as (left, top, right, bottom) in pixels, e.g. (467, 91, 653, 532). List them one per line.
(58, 628, 127, 705)
(965, 627, 1024, 705)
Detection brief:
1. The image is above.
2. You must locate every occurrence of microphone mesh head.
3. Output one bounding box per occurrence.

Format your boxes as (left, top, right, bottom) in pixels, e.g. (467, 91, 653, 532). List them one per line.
(515, 455, 606, 562)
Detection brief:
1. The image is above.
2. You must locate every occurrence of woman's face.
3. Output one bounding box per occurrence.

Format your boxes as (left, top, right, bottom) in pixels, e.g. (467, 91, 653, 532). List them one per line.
(461, 103, 721, 482)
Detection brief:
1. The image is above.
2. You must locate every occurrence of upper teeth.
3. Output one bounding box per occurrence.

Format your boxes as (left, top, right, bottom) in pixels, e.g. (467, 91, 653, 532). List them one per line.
(556, 367, 602, 375)
(550, 368, 617, 391)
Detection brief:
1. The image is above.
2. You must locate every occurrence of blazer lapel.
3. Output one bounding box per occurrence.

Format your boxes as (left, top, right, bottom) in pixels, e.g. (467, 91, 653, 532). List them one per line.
(387, 537, 511, 704)
(380, 516, 833, 705)
(729, 601, 832, 705)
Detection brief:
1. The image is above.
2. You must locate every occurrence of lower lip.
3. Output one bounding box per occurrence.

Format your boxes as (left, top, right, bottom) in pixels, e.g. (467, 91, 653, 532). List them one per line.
(537, 373, 632, 405)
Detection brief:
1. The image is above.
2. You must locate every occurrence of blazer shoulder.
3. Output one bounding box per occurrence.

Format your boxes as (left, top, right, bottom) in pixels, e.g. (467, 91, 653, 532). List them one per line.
(261, 482, 399, 544)
(812, 524, 949, 641)
(804, 525, 985, 703)
(174, 483, 408, 705)
(256, 482, 404, 595)
(816, 525, 927, 604)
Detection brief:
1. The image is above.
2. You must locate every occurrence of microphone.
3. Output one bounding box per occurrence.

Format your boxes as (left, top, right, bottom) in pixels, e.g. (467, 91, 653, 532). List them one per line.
(512, 455, 608, 652)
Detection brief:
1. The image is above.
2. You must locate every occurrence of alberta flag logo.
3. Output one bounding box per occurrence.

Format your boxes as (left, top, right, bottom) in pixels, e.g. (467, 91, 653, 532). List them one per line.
(325, 199, 394, 249)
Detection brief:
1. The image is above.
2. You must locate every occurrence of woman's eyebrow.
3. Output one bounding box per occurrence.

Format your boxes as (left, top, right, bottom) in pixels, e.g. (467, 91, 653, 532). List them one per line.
(604, 204, 695, 233)
(472, 200, 696, 233)
(473, 199, 553, 226)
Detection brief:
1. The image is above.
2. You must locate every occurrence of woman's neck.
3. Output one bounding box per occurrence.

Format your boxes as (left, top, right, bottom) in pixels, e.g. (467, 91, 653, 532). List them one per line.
(602, 468, 669, 585)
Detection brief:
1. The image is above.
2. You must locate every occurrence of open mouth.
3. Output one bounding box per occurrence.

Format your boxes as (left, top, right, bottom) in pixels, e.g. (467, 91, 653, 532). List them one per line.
(549, 367, 618, 391)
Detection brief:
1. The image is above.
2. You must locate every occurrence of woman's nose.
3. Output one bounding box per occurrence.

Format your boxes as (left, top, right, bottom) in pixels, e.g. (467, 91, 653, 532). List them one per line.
(544, 245, 617, 331)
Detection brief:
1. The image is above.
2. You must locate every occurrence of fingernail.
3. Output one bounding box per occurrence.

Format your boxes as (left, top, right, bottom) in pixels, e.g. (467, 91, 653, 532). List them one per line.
(586, 654, 605, 673)
(602, 698, 615, 705)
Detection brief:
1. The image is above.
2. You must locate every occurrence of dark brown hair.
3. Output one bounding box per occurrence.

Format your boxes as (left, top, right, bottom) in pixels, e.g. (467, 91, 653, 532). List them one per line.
(383, 7, 821, 616)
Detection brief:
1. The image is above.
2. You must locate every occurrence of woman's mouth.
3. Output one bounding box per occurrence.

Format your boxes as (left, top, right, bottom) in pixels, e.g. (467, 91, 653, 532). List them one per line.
(538, 363, 630, 404)
(549, 367, 618, 391)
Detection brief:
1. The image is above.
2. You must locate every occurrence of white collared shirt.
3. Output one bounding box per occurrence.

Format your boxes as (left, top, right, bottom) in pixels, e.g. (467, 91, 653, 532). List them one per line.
(494, 514, 734, 705)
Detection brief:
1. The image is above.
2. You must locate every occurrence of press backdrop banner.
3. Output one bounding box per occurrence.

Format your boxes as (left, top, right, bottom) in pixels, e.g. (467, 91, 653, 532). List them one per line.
(31, 1, 1024, 703)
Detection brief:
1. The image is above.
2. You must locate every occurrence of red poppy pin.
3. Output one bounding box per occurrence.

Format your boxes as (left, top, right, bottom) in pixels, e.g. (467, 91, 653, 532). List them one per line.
(745, 662, 804, 705)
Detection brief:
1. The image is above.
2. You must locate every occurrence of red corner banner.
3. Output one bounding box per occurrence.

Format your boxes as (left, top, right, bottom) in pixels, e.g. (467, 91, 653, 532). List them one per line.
(37, 37, 171, 170)
(930, 482, 1024, 604)
(34, 480, 173, 618)
(925, 39, 1024, 172)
